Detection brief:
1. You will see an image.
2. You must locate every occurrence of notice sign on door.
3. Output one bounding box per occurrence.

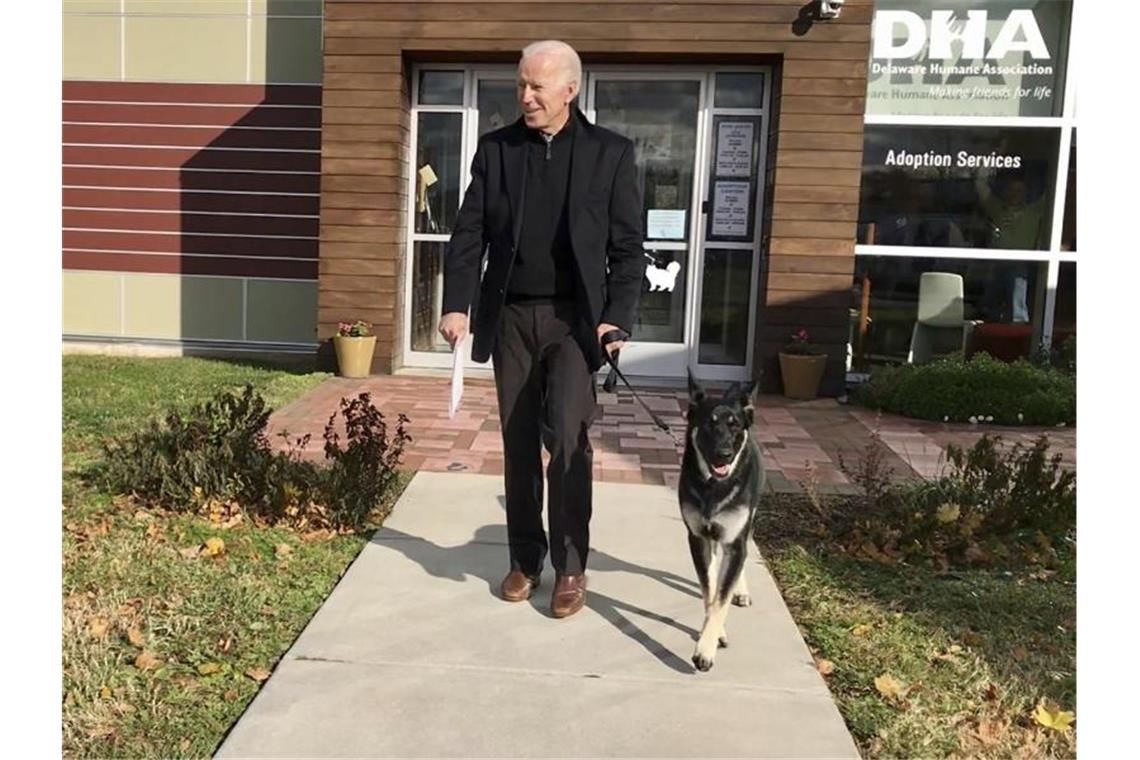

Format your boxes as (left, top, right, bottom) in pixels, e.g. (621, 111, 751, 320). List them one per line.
(711, 181, 750, 237)
(715, 122, 755, 177)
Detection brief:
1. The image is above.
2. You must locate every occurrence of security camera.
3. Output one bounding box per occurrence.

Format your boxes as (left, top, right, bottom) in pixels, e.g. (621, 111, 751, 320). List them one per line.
(818, 0, 845, 19)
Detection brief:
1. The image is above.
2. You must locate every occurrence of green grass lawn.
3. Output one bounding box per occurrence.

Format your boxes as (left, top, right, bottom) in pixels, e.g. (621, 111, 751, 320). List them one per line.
(62, 355, 411, 758)
(755, 496, 1076, 759)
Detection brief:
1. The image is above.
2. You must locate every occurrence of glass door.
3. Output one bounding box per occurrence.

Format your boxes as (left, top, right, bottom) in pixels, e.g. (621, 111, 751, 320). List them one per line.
(404, 65, 769, 381)
(692, 71, 769, 381)
(586, 73, 705, 378)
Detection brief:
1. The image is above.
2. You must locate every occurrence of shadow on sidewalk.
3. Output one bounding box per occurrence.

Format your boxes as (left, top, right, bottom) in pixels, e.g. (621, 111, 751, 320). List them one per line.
(370, 523, 702, 675)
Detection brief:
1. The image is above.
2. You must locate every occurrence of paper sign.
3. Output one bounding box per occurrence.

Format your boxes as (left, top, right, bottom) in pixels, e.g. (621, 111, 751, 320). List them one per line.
(449, 335, 466, 419)
(646, 209, 687, 240)
(711, 181, 750, 237)
(715, 122, 754, 177)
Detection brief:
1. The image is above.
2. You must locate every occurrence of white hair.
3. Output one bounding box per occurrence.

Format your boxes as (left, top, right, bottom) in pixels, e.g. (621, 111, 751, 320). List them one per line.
(520, 40, 582, 89)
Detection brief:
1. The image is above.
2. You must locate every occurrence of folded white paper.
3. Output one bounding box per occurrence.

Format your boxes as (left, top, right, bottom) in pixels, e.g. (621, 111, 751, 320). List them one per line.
(449, 335, 465, 419)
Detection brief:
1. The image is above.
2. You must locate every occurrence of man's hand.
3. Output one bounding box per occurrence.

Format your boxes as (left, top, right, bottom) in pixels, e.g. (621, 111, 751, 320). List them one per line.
(439, 312, 469, 348)
(597, 322, 625, 356)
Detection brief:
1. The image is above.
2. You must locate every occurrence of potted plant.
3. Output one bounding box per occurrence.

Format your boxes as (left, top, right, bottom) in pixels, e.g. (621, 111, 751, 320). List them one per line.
(333, 320, 376, 378)
(778, 328, 827, 399)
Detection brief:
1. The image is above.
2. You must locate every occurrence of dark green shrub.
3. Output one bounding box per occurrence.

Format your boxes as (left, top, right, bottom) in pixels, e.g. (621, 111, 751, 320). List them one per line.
(99, 384, 273, 509)
(853, 353, 1075, 426)
(99, 386, 411, 529)
(836, 433, 1075, 568)
(320, 393, 411, 528)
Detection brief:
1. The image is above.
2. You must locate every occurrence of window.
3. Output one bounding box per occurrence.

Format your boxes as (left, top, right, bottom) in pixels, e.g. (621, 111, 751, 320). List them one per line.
(866, 0, 1072, 118)
(852, 256, 1047, 364)
(859, 125, 1061, 250)
(409, 71, 465, 354)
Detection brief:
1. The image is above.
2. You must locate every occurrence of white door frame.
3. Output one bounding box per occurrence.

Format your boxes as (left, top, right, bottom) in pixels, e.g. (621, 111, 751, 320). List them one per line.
(401, 63, 771, 383)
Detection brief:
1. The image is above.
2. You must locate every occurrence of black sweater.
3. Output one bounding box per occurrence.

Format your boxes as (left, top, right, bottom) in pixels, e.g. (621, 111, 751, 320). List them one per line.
(506, 112, 577, 301)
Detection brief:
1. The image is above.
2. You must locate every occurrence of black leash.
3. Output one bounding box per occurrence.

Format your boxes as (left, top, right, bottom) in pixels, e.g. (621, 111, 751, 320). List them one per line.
(599, 329, 683, 448)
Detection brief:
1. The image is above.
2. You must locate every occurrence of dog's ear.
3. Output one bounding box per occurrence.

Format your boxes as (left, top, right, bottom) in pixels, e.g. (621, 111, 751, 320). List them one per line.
(739, 381, 757, 426)
(687, 367, 705, 404)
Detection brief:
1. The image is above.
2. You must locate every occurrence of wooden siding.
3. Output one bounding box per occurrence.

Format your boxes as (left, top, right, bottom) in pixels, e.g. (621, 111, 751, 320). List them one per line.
(320, 0, 872, 383)
(62, 81, 321, 282)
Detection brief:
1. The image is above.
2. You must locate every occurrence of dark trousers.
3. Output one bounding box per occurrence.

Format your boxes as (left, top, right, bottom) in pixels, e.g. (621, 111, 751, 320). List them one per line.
(492, 300, 597, 576)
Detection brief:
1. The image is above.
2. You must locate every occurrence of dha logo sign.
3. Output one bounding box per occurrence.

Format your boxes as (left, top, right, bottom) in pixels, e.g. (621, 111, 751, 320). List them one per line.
(866, 4, 1066, 117)
(873, 10, 1049, 61)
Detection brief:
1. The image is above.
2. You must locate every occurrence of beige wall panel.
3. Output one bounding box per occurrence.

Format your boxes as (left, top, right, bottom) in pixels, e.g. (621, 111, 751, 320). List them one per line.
(64, 1, 121, 13)
(123, 274, 244, 340)
(63, 271, 122, 336)
(246, 279, 318, 342)
(64, 15, 121, 80)
(250, 16, 323, 84)
(124, 16, 248, 82)
(126, 1, 247, 14)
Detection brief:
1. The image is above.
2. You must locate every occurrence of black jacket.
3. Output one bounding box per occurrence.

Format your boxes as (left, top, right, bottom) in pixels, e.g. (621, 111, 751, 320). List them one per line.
(441, 107, 646, 372)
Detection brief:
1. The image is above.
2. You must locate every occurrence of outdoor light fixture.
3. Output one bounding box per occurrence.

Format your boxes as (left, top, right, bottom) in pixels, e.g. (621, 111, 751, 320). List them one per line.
(818, 0, 845, 19)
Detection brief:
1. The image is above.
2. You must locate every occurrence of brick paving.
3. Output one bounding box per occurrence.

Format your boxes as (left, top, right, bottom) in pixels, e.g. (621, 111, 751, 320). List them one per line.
(267, 375, 1075, 493)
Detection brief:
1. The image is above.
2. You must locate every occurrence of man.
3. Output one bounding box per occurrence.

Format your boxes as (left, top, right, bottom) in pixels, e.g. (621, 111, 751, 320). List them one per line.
(438, 40, 645, 618)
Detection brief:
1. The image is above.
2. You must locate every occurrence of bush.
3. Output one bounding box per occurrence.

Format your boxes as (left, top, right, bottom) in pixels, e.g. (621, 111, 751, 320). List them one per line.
(321, 394, 411, 527)
(854, 353, 1075, 426)
(836, 433, 1075, 568)
(99, 386, 410, 530)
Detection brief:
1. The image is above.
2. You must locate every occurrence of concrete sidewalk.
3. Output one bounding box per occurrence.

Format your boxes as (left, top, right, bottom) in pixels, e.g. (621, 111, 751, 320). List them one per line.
(217, 472, 859, 759)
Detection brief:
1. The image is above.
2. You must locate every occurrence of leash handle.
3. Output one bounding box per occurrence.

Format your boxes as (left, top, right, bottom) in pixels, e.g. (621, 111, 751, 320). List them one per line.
(598, 329, 680, 446)
(601, 328, 628, 394)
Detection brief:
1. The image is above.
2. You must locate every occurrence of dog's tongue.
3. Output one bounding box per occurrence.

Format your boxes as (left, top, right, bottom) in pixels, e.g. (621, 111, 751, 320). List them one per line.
(713, 463, 731, 477)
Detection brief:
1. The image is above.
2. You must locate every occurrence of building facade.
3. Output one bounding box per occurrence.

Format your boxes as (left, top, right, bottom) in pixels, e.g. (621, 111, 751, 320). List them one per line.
(62, 0, 1077, 395)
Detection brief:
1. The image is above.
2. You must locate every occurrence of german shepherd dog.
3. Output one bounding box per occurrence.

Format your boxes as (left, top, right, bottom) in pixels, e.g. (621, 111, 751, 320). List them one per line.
(679, 371, 765, 671)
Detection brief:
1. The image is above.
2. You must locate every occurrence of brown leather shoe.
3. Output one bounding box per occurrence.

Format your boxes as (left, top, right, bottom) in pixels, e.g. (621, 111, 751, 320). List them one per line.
(551, 573, 587, 618)
(500, 570, 540, 602)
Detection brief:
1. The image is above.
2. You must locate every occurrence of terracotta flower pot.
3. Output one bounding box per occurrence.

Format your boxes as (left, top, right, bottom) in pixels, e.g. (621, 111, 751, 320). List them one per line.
(333, 335, 377, 378)
(778, 352, 827, 399)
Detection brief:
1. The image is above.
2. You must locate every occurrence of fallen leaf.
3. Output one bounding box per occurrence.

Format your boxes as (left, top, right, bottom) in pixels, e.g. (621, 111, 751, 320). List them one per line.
(179, 546, 201, 560)
(144, 522, 163, 541)
(179, 738, 191, 752)
(134, 650, 161, 670)
(133, 510, 153, 522)
(127, 626, 145, 648)
(935, 503, 961, 523)
(816, 659, 835, 676)
(223, 689, 239, 701)
(1011, 645, 1029, 661)
(1034, 700, 1075, 732)
(201, 537, 226, 558)
(874, 673, 905, 701)
(88, 618, 110, 639)
(197, 662, 221, 675)
(275, 543, 293, 557)
(112, 701, 135, 715)
(983, 682, 1000, 701)
(851, 623, 872, 637)
(301, 529, 333, 543)
(99, 685, 111, 700)
(245, 667, 271, 682)
(961, 630, 984, 647)
(973, 716, 1008, 746)
(964, 544, 990, 564)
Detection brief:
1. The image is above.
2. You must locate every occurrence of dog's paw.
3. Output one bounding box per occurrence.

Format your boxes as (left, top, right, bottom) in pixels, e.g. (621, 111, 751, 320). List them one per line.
(732, 592, 752, 607)
(692, 652, 715, 672)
